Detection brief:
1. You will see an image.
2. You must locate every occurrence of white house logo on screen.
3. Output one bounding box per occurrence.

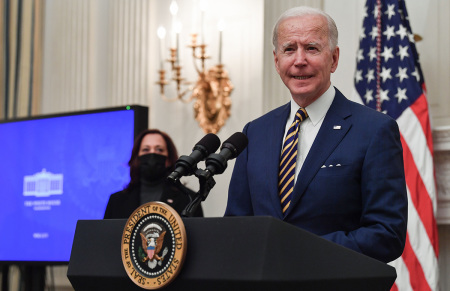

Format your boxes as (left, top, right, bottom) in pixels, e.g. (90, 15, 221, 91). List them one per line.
(23, 169, 63, 197)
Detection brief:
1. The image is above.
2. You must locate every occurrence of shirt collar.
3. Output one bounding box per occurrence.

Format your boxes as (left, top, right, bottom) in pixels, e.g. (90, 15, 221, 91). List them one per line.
(289, 85, 335, 126)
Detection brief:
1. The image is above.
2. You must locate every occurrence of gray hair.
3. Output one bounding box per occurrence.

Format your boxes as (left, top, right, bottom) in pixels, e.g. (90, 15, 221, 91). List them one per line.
(272, 6, 338, 52)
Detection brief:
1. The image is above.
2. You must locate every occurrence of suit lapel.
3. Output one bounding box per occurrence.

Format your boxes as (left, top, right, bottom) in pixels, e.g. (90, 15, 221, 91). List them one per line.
(266, 103, 290, 219)
(285, 90, 353, 217)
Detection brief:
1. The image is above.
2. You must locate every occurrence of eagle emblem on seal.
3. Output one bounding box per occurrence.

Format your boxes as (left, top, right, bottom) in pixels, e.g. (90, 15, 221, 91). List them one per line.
(139, 223, 168, 269)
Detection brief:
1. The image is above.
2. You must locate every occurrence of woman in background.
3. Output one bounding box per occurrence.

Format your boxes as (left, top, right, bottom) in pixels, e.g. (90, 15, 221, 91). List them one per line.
(104, 129, 203, 218)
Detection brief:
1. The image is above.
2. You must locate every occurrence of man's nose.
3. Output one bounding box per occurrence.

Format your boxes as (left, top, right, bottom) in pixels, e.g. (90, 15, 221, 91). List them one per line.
(294, 49, 307, 66)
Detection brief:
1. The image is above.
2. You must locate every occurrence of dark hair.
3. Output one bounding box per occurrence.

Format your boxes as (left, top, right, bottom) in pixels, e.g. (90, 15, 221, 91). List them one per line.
(126, 129, 178, 191)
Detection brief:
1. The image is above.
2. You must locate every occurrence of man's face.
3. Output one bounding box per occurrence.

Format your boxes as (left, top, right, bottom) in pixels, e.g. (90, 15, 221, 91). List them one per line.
(273, 15, 339, 107)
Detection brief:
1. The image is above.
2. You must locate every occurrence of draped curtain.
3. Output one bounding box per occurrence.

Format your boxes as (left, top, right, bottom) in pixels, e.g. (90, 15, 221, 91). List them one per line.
(1, 0, 44, 120)
(1, 0, 44, 286)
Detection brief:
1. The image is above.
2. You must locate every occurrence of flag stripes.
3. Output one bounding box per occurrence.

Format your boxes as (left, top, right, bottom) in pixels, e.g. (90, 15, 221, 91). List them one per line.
(409, 91, 434, 158)
(402, 233, 431, 291)
(390, 257, 409, 291)
(400, 131, 438, 255)
(405, 185, 439, 290)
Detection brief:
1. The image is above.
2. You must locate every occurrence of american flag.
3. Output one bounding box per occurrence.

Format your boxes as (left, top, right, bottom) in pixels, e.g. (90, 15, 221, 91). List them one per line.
(354, 0, 439, 290)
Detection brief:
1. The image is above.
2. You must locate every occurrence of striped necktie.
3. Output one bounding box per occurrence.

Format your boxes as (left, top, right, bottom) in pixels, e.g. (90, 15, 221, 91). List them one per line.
(278, 108, 308, 214)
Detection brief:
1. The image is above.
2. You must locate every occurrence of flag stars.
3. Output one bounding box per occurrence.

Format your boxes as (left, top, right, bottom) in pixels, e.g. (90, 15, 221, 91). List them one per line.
(397, 45, 409, 60)
(385, 4, 396, 19)
(355, 70, 363, 84)
(396, 24, 408, 40)
(399, 8, 405, 20)
(363, 5, 368, 19)
(357, 49, 364, 63)
(364, 89, 374, 103)
(368, 47, 377, 61)
(370, 26, 379, 40)
(396, 67, 409, 82)
(360, 27, 366, 40)
(361, 0, 432, 194)
(380, 67, 392, 82)
(365, 69, 375, 83)
(355, 2, 425, 117)
(395, 87, 408, 103)
(373, 5, 380, 19)
(380, 89, 390, 103)
(412, 67, 420, 81)
(381, 46, 394, 62)
(383, 25, 396, 40)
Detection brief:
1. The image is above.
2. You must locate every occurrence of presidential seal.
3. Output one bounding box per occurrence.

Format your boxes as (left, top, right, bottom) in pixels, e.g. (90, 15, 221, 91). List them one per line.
(121, 201, 187, 289)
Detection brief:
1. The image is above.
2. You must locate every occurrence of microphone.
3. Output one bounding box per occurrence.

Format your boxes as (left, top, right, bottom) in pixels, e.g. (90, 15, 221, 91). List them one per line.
(168, 133, 221, 182)
(205, 132, 248, 176)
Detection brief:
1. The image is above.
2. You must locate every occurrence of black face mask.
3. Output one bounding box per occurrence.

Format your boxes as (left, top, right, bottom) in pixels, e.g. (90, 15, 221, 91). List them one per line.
(138, 153, 168, 183)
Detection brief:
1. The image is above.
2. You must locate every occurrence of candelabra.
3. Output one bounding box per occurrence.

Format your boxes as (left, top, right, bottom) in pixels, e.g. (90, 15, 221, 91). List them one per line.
(155, 2, 233, 134)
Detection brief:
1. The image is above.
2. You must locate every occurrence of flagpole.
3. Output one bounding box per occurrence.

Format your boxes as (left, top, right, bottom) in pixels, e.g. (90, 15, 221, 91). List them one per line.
(375, 0, 382, 112)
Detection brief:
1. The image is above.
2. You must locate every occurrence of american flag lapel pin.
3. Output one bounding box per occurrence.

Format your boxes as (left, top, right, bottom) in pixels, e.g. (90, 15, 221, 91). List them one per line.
(333, 125, 341, 130)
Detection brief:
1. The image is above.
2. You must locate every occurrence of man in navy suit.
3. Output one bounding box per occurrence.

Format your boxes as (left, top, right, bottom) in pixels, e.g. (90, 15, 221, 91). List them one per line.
(225, 6, 407, 263)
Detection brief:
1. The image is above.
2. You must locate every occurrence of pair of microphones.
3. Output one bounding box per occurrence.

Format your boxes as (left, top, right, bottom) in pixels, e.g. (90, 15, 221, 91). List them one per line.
(167, 132, 248, 182)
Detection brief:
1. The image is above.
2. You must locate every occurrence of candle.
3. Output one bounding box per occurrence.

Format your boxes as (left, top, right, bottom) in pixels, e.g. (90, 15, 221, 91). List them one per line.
(170, 0, 178, 48)
(218, 31, 222, 64)
(191, 0, 198, 34)
(199, 0, 207, 44)
(175, 21, 183, 65)
(218, 19, 225, 64)
(157, 26, 166, 70)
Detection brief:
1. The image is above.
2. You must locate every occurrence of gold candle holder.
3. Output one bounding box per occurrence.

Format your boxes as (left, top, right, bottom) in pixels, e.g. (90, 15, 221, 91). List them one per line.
(156, 25, 233, 133)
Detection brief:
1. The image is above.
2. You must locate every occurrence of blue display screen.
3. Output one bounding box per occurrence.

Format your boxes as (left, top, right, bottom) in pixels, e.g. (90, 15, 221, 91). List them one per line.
(0, 108, 145, 263)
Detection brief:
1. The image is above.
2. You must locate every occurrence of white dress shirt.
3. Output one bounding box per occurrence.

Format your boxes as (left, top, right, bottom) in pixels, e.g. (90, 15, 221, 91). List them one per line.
(282, 85, 336, 184)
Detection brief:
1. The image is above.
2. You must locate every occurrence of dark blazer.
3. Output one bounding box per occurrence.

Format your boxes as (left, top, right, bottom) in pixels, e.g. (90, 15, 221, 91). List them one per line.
(225, 88, 408, 263)
(104, 181, 203, 219)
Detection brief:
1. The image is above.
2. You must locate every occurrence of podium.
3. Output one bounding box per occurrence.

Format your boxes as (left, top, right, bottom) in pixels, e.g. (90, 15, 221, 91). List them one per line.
(67, 217, 396, 290)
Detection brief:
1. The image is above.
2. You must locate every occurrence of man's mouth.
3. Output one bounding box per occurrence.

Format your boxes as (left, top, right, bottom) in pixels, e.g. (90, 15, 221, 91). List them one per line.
(293, 75, 312, 80)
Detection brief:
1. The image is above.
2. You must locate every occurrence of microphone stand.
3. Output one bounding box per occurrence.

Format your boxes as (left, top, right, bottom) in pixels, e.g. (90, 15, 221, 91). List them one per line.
(171, 167, 215, 217)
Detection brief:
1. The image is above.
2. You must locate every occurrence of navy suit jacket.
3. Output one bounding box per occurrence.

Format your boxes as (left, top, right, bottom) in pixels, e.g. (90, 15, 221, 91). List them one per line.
(225, 88, 407, 263)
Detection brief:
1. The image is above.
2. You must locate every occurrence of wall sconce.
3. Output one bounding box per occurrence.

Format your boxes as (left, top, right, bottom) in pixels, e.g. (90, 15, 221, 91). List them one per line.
(155, 0, 233, 134)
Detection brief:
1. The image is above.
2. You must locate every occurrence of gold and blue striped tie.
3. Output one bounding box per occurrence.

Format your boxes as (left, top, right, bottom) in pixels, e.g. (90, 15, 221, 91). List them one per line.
(279, 108, 308, 214)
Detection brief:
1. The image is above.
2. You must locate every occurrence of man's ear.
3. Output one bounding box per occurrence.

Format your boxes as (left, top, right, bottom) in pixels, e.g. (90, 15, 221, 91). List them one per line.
(330, 46, 340, 73)
(273, 50, 280, 74)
